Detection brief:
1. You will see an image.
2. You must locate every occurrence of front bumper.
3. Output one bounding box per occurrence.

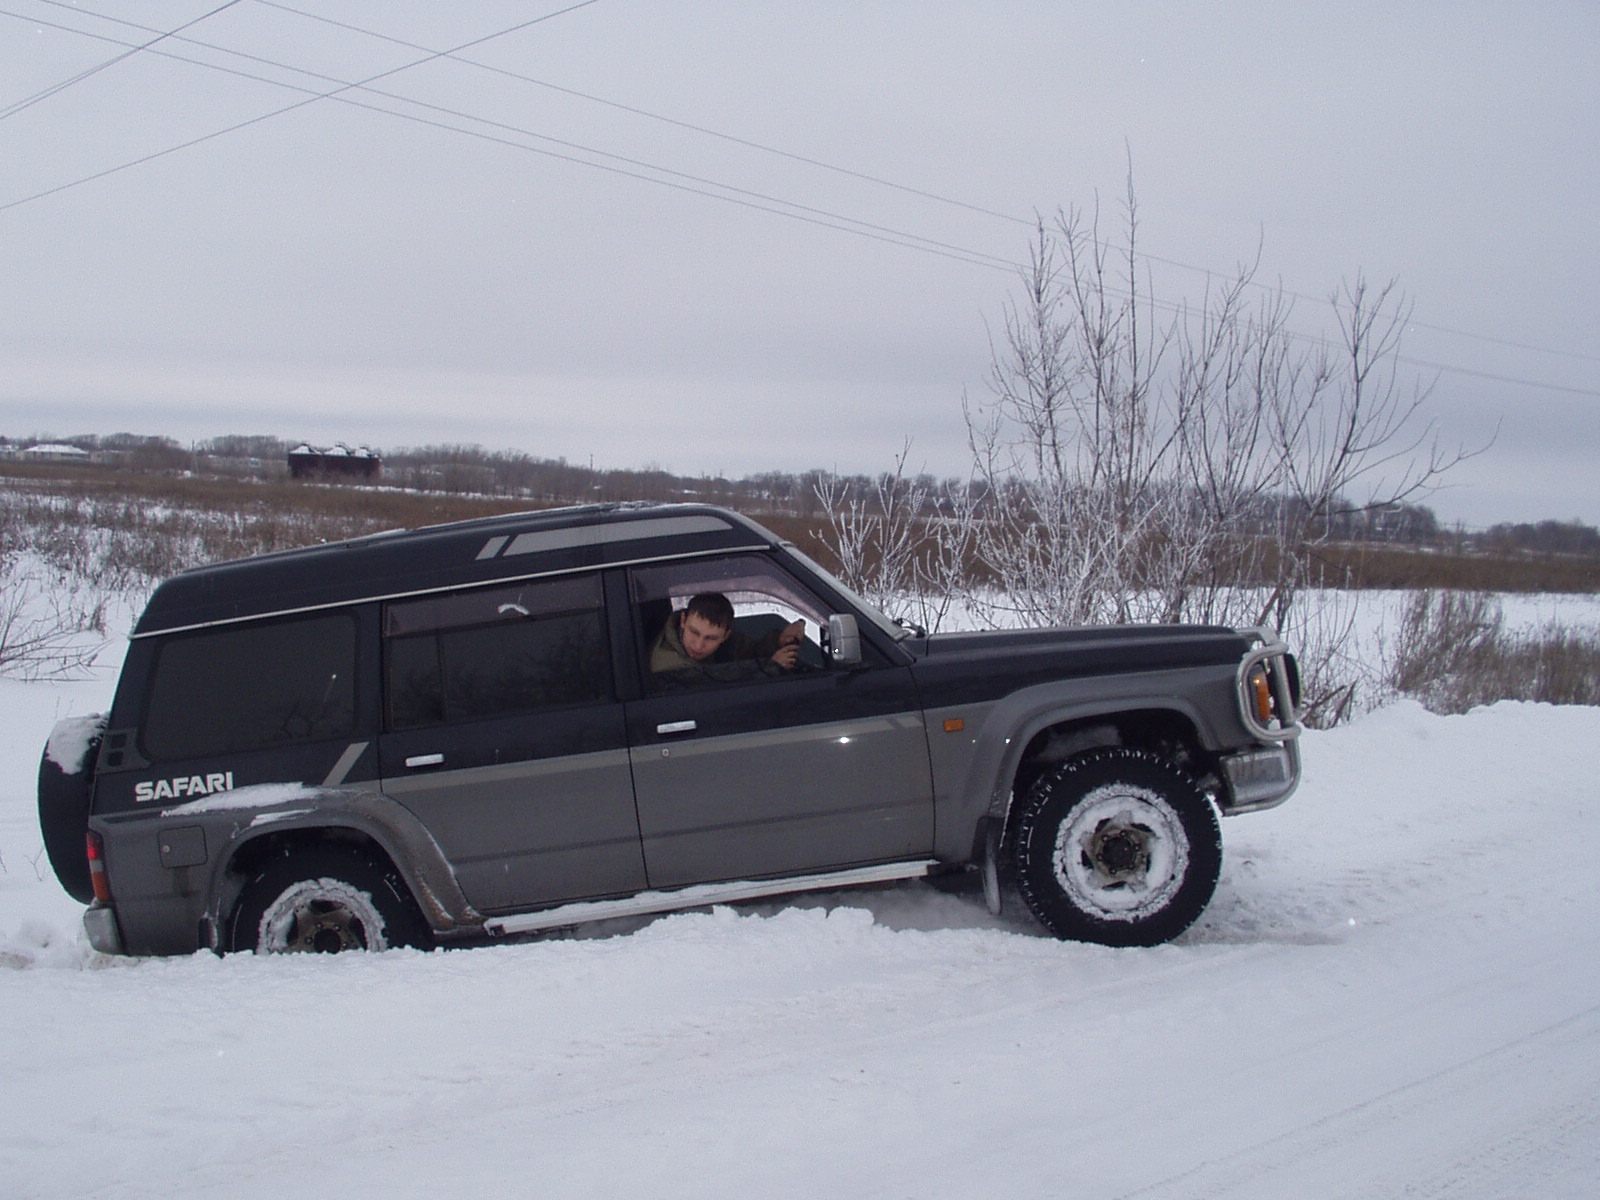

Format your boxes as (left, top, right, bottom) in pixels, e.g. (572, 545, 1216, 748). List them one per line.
(83, 903, 126, 955)
(1218, 742, 1300, 815)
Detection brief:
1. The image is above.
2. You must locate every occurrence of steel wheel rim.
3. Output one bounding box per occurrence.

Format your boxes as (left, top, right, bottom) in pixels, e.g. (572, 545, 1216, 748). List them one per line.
(1051, 782, 1191, 920)
(257, 877, 389, 953)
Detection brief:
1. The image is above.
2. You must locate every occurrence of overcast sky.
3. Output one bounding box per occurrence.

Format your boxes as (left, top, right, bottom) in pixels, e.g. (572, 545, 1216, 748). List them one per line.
(2, 1, 1596, 528)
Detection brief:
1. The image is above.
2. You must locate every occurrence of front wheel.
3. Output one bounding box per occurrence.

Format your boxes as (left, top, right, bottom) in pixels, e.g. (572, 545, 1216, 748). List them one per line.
(1012, 748, 1221, 946)
(229, 846, 429, 954)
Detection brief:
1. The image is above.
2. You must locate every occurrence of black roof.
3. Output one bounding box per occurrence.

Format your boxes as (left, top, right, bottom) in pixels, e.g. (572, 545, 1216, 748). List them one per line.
(133, 503, 777, 636)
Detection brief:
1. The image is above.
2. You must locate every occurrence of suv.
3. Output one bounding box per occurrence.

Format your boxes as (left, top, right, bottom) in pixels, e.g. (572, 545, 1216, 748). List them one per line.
(39, 503, 1300, 954)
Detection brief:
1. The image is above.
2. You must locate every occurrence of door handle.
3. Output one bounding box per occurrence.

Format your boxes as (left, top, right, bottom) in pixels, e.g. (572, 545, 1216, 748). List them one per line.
(656, 720, 697, 735)
(404, 753, 445, 768)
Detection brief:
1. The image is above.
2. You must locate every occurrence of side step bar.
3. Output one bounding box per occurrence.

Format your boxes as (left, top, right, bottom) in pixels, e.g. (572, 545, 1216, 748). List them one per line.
(484, 859, 937, 938)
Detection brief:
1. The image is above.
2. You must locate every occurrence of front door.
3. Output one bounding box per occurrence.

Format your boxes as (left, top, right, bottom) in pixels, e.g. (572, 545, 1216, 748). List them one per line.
(624, 554, 934, 889)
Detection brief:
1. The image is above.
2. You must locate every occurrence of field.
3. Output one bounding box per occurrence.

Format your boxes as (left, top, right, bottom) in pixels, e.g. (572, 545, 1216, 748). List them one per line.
(3, 620, 1599, 1196)
(2, 466, 1599, 1195)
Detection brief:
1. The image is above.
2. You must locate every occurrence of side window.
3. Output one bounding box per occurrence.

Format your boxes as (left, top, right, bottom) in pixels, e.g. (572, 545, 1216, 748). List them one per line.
(384, 574, 609, 730)
(142, 613, 357, 762)
(631, 554, 833, 691)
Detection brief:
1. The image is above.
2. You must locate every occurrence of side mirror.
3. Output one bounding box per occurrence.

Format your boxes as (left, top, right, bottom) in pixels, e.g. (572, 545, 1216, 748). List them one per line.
(826, 614, 862, 667)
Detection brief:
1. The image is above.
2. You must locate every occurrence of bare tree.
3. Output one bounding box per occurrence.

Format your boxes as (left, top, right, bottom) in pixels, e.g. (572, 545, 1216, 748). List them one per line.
(937, 188, 1473, 721)
(815, 443, 971, 633)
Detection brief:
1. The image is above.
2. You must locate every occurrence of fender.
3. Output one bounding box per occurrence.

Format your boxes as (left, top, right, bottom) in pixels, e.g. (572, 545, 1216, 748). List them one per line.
(926, 662, 1241, 862)
(171, 784, 486, 948)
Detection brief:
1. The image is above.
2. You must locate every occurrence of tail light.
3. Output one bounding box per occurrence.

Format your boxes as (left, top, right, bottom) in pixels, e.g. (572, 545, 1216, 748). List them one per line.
(86, 830, 113, 903)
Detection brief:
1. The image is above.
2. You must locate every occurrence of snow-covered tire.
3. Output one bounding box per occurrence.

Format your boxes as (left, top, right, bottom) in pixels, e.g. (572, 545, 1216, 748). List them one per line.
(1012, 748, 1221, 947)
(229, 846, 429, 954)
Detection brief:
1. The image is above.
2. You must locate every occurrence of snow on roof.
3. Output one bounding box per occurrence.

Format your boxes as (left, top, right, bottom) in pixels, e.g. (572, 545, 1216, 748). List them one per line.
(288, 443, 377, 458)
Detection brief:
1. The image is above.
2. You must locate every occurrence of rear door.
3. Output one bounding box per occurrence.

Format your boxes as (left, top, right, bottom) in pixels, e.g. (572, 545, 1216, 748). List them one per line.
(623, 553, 934, 889)
(377, 572, 646, 913)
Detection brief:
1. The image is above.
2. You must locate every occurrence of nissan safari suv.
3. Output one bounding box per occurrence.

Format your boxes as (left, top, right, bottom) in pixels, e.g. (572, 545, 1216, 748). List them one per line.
(39, 503, 1300, 955)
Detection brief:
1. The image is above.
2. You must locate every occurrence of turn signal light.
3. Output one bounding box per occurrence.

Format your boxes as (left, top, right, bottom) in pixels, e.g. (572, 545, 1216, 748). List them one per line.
(1251, 669, 1274, 725)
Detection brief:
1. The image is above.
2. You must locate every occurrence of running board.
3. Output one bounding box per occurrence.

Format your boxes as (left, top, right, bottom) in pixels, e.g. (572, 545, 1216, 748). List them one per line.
(484, 859, 937, 937)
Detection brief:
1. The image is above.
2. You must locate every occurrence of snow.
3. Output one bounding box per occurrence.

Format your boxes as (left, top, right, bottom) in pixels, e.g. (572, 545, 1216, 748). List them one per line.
(162, 783, 313, 816)
(3, 627, 1600, 1197)
(43, 711, 105, 775)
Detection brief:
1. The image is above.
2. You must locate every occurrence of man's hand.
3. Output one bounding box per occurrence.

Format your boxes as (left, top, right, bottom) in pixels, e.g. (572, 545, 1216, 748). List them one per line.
(770, 619, 806, 669)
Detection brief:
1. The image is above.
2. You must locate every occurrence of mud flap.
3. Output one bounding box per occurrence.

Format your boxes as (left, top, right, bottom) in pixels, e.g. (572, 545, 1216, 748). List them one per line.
(982, 818, 1003, 917)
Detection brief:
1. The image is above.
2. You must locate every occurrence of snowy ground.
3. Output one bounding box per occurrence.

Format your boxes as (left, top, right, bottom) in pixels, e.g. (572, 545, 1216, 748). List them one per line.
(3, 621, 1599, 1198)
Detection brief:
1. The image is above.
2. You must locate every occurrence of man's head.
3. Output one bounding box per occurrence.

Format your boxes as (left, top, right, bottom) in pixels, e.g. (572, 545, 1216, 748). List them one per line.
(679, 593, 735, 661)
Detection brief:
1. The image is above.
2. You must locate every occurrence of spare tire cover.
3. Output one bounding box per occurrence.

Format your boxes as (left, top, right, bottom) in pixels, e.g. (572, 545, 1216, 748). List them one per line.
(37, 714, 106, 905)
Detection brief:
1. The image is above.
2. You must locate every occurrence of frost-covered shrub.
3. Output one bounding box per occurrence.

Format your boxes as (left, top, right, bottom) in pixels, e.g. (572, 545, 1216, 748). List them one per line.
(0, 555, 106, 680)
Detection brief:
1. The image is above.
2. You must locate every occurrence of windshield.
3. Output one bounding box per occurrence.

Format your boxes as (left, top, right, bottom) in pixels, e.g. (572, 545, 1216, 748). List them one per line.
(780, 544, 911, 642)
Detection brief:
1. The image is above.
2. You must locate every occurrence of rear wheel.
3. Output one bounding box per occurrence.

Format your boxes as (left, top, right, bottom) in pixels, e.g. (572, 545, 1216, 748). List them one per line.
(229, 846, 429, 954)
(1012, 748, 1221, 946)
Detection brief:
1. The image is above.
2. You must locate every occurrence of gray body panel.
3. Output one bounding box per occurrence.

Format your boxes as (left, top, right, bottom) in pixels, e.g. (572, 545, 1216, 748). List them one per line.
(627, 709, 933, 887)
(87, 782, 483, 956)
(381, 748, 645, 912)
(378, 696, 648, 912)
(919, 661, 1248, 861)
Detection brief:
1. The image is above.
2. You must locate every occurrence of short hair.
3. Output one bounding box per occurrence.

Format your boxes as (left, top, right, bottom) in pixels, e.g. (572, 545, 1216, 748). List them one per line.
(683, 592, 734, 631)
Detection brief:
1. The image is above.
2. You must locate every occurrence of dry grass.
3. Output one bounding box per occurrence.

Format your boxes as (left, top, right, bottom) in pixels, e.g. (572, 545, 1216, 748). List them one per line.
(3, 464, 1597, 714)
(0, 467, 548, 589)
(1389, 590, 1600, 713)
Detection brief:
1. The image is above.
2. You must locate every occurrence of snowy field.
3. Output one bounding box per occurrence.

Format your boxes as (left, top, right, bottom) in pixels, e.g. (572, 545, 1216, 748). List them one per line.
(3, 610, 1599, 1198)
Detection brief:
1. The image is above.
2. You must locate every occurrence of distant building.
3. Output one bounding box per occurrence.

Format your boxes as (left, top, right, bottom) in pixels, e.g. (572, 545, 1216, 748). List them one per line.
(287, 443, 381, 482)
(20, 442, 93, 464)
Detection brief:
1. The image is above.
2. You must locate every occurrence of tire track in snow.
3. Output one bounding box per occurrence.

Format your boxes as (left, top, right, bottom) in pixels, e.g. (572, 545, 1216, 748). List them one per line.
(1391, 1089, 1600, 1199)
(1109, 1002, 1600, 1200)
(45, 919, 1280, 1200)
(475, 935, 1283, 1124)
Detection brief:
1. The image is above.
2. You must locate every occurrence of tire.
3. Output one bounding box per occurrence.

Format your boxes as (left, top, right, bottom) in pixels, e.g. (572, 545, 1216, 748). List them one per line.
(228, 845, 430, 954)
(1011, 748, 1221, 947)
(37, 720, 105, 905)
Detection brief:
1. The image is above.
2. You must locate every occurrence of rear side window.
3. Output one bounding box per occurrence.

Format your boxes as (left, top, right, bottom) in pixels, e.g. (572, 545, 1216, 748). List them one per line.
(384, 574, 609, 730)
(142, 613, 358, 762)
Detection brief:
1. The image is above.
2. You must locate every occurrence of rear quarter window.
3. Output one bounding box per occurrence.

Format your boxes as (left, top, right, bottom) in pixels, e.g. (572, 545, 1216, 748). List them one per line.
(141, 613, 358, 762)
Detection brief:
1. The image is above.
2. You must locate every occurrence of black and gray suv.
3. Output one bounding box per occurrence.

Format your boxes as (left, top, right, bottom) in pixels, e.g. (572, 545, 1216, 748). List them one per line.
(39, 503, 1300, 954)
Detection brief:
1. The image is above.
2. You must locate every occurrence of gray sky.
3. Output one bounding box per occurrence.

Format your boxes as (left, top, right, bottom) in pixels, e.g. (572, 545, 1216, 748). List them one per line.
(2, 1, 1596, 528)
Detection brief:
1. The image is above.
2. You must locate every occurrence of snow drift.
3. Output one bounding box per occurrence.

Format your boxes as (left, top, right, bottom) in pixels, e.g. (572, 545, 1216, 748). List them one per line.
(3, 659, 1598, 1197)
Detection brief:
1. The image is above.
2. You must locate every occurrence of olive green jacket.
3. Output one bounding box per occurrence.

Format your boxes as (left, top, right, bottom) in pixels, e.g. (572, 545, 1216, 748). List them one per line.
(648, 612, 784, 686)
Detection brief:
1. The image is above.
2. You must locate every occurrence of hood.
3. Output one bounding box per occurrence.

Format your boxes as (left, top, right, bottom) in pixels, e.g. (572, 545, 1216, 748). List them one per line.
(916, 623, 1241, 656)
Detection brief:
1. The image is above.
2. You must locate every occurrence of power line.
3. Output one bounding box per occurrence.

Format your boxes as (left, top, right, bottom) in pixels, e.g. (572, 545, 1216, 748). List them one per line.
(1398, 322, 1600, 365)
(1386, 358, 1600, 399)
(5, 3, 1597, 400)
(0, 4, 1018, 271)
(248, 0, 1600, 371)
(253, 0, 1032, 232)
(22, 0, 1600, 377)
(0, 0, 243, 121)
(0, 0, 607, 214)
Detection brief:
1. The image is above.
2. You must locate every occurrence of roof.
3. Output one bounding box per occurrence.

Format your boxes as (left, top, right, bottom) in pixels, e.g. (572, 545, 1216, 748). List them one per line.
(133, 503, 778, 637)
(289, 443, 377, 458)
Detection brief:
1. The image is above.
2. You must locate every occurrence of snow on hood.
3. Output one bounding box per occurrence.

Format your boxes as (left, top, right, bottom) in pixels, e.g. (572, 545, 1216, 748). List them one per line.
(44, 712, 107, 775)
